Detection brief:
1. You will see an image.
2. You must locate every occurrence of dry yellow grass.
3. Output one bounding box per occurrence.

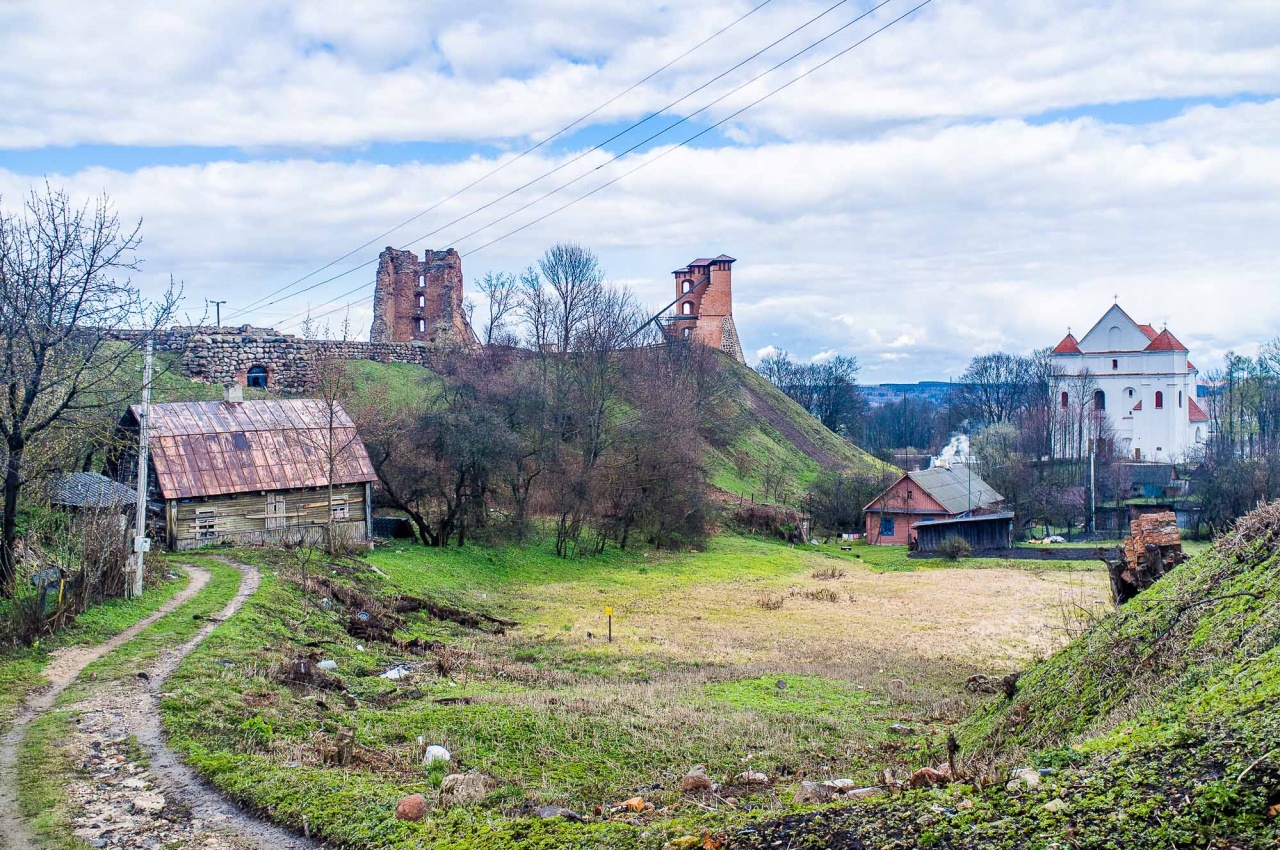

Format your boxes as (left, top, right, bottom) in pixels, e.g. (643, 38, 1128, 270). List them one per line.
(513, 552, 1107, 672)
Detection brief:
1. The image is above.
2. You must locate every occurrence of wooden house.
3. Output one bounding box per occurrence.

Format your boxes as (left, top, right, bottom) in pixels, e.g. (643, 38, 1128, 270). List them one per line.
(110, 389, 376, 551)
(863, 465, 1003, 546)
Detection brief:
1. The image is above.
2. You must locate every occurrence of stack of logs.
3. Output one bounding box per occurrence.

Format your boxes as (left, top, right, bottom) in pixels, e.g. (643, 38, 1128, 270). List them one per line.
(1103, 511, 1189, 604)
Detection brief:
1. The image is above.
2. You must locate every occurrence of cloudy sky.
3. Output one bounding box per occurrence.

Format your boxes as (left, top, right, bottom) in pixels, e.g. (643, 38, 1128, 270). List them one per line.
(1, 0, 1276, 382)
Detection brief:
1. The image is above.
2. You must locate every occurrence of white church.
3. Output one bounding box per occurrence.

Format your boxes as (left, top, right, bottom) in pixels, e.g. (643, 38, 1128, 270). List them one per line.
(1051, 303, 1209, 462)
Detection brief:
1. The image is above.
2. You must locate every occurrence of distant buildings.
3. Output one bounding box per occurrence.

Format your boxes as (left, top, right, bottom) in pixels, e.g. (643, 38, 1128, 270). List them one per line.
(1051, 304, 1208, 462)
(861, 382, 952, 408)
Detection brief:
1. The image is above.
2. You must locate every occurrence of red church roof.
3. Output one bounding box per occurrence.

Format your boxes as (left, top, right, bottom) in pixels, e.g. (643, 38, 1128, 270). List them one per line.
(1144, 329, 1189, 352)
(1052, 332, 1082, 354)
(1187, 360, 1197, 372)
(1132, 400, 1142, 411)
(1137, 324, 1159, 341)
(1188, 398, 1210, 423)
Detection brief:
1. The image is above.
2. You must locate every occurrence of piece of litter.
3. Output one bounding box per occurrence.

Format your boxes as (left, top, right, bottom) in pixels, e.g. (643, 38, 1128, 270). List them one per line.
(380, 665, 412, 681)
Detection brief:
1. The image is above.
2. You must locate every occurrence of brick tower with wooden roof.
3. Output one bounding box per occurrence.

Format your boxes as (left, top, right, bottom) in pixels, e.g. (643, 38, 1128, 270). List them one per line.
(664, 254, 745, 363)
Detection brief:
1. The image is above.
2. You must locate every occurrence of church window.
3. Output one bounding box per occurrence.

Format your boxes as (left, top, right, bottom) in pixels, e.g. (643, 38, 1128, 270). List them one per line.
(1108, 326, 1122, 348)
(246, 365, 268, 389)
(1112, 359, 1118, 370)
(681, 301, 694, 316)
(1155, 391, 1164, 409)
(1126, 387, 1135, 399)
(1093, 390, 1105, 412)
(1060, 391, 1069, 409)
(1178, 391, 1183, 408)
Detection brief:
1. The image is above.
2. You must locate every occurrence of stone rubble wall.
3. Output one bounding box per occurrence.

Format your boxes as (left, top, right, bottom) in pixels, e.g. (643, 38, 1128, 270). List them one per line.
(109, 326, 457, 394)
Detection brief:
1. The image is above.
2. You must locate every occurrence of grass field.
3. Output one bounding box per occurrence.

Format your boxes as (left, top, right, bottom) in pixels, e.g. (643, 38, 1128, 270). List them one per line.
(158, 536, 1108, 849)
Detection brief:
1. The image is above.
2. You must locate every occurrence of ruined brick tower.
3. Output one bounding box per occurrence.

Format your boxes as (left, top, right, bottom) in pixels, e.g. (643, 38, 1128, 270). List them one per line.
(369, 247, 476, 345)
(664, 255, 745, 363)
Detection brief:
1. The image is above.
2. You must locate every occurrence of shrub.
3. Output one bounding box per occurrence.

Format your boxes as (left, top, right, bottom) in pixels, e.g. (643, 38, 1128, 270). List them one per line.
(810, 566, 847, 580)
(755, 593, 785, 610)
(936, 535, 972, 561)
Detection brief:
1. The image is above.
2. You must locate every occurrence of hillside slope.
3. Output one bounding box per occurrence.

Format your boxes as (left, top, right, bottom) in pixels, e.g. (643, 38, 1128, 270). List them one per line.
(702, 355, 886, 500)
(149, 351, 885, 503)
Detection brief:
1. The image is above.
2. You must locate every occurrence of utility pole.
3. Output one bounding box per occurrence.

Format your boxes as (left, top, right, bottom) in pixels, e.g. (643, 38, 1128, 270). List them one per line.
(208, 299, 226, 328)
(130, 340, 154, 598)
(1089, 439, 1097, 536)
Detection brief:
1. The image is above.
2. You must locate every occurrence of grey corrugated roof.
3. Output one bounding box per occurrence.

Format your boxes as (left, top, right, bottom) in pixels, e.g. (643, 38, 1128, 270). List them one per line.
(49, 473, 136, 508)
(911, 511, 1014, 529)
(906, 466, 1004, 515)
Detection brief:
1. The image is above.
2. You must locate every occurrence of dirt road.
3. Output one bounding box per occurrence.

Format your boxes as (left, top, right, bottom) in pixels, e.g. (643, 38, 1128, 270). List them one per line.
(0, 562, 324, 850)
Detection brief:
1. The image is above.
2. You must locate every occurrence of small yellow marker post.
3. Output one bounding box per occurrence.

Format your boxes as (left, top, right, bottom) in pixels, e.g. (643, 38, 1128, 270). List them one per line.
(604, 606, 613, 643)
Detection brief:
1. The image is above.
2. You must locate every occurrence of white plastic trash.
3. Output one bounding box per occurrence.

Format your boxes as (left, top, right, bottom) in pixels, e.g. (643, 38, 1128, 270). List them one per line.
(423, 745, 451, 766)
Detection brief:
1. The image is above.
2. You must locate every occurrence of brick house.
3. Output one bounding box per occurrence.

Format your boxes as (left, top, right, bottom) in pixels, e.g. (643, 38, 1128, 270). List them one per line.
(863, 465, 1004, 546)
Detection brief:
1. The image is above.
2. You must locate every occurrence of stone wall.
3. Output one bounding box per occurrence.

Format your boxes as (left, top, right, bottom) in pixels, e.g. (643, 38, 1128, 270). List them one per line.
(111, 326, 459, 394)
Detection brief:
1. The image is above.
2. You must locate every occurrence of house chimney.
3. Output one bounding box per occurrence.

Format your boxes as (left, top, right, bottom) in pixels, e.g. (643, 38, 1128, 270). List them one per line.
(223, 382, 243, 404)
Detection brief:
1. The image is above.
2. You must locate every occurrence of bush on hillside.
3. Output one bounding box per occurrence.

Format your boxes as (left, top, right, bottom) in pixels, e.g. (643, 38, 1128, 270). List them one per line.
(936, 535, 972, 560)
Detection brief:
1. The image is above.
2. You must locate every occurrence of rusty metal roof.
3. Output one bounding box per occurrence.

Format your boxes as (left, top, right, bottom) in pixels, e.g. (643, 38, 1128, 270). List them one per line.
(131, 400, 376, 500)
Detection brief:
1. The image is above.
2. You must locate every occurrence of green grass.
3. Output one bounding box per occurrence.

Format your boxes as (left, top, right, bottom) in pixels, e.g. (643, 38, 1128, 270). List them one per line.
(345, 359, 444, 410)
(158, 534, 1042, 850)
(56, 557, 242, 705)
(808, 539, 1102, 574)
(15, 709, 81, 850)
(0, 569, 189, 733)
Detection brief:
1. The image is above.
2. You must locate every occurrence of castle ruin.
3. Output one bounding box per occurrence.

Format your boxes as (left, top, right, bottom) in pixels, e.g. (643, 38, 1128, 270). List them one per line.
(663, 255, 745, 363)
(369, 247, 477, 345)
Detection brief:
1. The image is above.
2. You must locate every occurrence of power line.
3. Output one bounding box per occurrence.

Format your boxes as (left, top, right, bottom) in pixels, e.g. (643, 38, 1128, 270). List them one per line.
(270, 0, 899, 328)
(275, 0, 934, 333)
(224, 0, 777, 322)
(233, 0, 861, 321)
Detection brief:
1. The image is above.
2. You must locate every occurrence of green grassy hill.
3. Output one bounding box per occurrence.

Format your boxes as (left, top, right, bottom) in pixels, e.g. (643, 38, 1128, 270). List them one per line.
(699, 355, 887, 500)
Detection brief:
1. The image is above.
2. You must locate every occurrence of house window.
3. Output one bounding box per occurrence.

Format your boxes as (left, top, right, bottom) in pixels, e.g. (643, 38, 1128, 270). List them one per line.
(1112, 359, 1118, 370)
(1093, 390, 1105, 412)
(331, 501, 350, 521)
(1155, 391, 1164, 409)
(196, 510, 217, 540)
(879, 517, 895, 538)
(265, 493, 287, 530)
(681, 301, 694, 316)
(1060, 391, 1069, 409)
(246, 365, 268, 388)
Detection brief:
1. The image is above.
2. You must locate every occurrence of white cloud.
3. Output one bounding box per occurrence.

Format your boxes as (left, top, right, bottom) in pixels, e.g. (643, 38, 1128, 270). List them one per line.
(1, 1, 1277, 149)
(3, 98, 1275, 380)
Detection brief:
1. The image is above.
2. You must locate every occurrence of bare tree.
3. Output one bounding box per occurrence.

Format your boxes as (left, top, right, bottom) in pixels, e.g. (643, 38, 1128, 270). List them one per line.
(0, 186, 177, 596)
(476, 271, 521, 346)
(305, 358, 362, 557)
(538, 242, 604, 353)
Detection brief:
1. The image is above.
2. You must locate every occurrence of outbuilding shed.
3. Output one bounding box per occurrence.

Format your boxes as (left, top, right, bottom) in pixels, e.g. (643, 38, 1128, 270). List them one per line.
(109, 391, 376, 551)
(912, 511, 1014, 553)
